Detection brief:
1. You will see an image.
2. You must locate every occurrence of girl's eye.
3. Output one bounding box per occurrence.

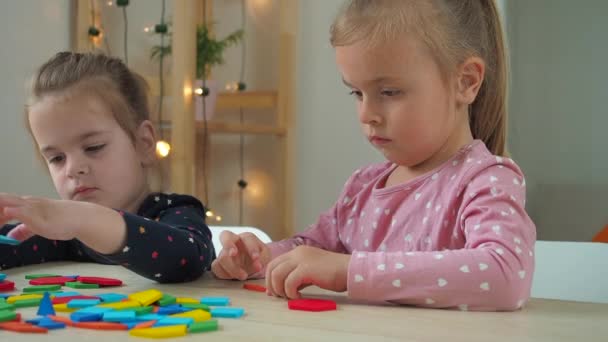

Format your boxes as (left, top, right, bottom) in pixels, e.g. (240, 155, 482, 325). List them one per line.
(349, 90, 363, 100)
(48, 155, 65, 164)
(381, 89, 402, 97)
(85, 144, 106, 153)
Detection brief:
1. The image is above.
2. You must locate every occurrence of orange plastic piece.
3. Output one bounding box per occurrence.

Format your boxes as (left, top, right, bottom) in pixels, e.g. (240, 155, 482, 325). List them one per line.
(592, 225, 608, 243)
(133, 320, 158, 329)
(0, 322, 48, 333)
(47, 315, 75, 326)
(74, 322, 129, 330)
(243, 283, 267, 292)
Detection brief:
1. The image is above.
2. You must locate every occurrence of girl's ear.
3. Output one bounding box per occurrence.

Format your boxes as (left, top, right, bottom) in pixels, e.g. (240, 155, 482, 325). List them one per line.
(455, 56, 485, 106)
(135, 120, 158, 167)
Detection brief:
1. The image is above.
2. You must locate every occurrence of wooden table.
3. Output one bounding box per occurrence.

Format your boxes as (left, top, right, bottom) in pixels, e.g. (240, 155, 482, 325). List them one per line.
(2, 262, 607, 341)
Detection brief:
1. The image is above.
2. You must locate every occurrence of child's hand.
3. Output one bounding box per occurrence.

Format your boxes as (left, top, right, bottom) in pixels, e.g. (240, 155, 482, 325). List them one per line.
(211, 231, 271, 281)
(265, 245, 351, 299)
(0, 194, 82, 241)
(0, 193, 126, 254)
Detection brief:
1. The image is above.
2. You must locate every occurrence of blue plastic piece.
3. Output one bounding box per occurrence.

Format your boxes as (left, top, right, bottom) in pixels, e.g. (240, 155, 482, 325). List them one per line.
(36, 292, 56, 316)
(136, 314, 166, 322)
(0, 235, 20, 245)
(153, 317, 194, 327)
(70, 312, 103, 322)
(0, 273, 6, 281)
(53, 291, 82, 298)
(67, 299, 101, 308)
(157, 305, 189, 315)
(210, 307, 245, 318)
(124, 322, 139, 329)
(37, 318, 66, 330)
(103, 311, 137, 322)
(98, 293, 128, 303)
(200, 297, 230, 306)
(76, 306, 114, 314)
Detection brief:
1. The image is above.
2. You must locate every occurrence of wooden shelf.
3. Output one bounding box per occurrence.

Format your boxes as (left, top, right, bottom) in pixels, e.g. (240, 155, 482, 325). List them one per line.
(146, 75, 277, 111)
(161, 121, 286, 136)
(216, 91, 277, 110)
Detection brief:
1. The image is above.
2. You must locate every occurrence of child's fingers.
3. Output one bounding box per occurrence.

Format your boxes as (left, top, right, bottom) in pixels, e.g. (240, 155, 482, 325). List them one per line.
(211, 260, 232, 279)
(6, 223, 35, 241)
(284, 267, 307, 300)
(219, 230, 240, 257)
(238, 233, 263, 260)
(267, 260, 294, 298)
(216, 249, 248, 280)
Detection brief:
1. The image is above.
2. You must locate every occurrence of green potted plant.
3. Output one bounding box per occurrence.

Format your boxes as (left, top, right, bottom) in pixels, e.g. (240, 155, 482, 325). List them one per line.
(151, 24, 244, 120)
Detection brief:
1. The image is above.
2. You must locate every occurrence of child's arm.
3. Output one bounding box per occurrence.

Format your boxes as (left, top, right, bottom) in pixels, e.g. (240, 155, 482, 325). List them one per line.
(347, 163, 535, 311)
(75, 196, 215, 283)
(0, 224, 78, 268)
(0, 194, 214, 283)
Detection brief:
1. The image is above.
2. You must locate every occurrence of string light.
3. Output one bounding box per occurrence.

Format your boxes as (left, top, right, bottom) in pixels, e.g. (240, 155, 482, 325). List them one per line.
(107, 1, 113, 6)
(194, 87, 210, 96)
(156, 140, 171, 158)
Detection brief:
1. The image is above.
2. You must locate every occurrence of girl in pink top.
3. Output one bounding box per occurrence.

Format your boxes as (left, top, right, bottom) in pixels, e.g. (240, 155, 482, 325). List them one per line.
(212, 0, 536, 311)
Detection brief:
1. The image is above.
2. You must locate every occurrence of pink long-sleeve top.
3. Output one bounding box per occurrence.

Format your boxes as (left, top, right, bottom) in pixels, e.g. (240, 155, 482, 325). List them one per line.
(267, 140, 536, 311)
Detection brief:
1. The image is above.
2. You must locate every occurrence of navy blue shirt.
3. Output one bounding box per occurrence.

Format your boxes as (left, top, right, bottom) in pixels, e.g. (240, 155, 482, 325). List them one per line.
(0, 193, 215, 283)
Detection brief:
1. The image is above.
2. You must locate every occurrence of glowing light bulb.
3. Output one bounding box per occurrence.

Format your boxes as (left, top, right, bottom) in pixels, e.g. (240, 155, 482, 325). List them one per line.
(206, 210, 215, 217)
(215, 216, 222, 222)
(156, 140, 171, 158)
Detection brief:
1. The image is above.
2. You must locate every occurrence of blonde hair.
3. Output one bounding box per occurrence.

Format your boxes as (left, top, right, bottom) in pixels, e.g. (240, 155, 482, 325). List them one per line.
(26, 52, 151, 144)
(330, 0, 508, 156)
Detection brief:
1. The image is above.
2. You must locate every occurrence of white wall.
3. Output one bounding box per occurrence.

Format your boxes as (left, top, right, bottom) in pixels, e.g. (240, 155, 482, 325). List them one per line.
(506, 0, 607, 241)
(0, 0, 70, 198)
(294, 0, 384, 232)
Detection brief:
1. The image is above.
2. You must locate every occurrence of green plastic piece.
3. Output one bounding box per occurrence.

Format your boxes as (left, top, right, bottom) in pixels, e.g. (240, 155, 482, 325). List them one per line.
(25, 274, 59, 279)
(181, 303, 210, 312)
(65, 281, 99, 289)
(13, 298, 42, 308)
(188, 319, 218, 333)
(23, 285, 62, 293)
(0, 302, 15, 311)
(0, 310, 17, 322)
(158, 294, 176, 307)
(117, 305, 154, 315)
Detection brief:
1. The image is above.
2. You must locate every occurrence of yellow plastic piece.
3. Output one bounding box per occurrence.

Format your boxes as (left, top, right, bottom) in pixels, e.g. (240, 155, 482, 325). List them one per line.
(175, 297, 199, 304)
(53, 303, 77, 313)
(7, 294, 43, 304)
(170, 309, 211, 322)
(129, 325, 187, 338)
(98, 300, 141, 310)
(129, 289, 163, 306)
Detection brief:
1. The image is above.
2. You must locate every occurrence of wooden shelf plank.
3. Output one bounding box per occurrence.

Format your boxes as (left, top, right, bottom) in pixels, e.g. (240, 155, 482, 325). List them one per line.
(216, 91, 277, 110)
(199, 122, 285, 136)
(146, 76, 277, 110)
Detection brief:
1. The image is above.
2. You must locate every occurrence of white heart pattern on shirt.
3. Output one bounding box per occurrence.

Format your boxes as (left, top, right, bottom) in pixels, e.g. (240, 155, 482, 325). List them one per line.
(492, 225, 501, 234)
(415, 193, 421, 201)
(343, 196, 351, 204)
(479, 263, 489, 271)
(490, 176, 498, 182)
(377, 264, 386, 271)
(437, 278, 448, 287)
(515, 246, 522, 254)
(426, 298, 435, 304)
(372, 222, 378, 230)
(432, 173, 439, 180)
(460, 265, 470, 273)
(518, 270, 526, 279)
(480, 282, 490, 291)
(423, 217, 429, 225)
(404, 234, 413, 242)
(514, 237, 521, 244)
(426, 201, 432, 209)
(491, 187, 498, 197)
(495, 248, 504, 255)
(434, 254, 444, 260)
(364, 239, 369, 247)
(392, 279, 401, 288)
(354, 274, 364, 283)
(513, 178, 520, 185)
(395, 263, 405, 269)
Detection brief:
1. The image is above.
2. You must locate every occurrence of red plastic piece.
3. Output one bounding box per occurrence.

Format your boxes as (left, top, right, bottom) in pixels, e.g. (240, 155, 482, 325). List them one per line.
(0, 322, 48, 333)
(29, 276, 75, 286)
(288, 298, 337, 312)
(0, 280, 15, 292)
(51, 295, 101, 305)
(76, 276, 122, 287)
(133, 320, 157, 329)
(243, 283, 267, 292)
